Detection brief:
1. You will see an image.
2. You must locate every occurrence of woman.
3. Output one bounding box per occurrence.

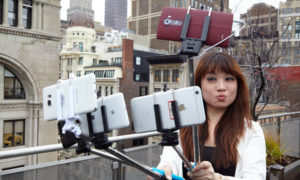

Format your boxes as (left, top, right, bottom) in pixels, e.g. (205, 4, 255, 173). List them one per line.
(155, 52, 266, 180)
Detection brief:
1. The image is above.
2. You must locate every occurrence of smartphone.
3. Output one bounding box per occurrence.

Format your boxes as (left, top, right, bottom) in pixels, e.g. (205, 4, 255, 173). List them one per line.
(43, 74, 97, 121)
(157, 7, 233, 48)
(79, 93, 130, 136)
(131, 86, 206, 133)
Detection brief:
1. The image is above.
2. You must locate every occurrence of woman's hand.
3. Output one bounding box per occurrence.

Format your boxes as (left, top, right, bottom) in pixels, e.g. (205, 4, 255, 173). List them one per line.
(187, 161, 221, 180)
(146, 165, 173, 180)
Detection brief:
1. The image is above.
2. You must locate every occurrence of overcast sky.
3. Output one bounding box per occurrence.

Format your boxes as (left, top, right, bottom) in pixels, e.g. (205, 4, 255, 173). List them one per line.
(60, 0, 286, 25)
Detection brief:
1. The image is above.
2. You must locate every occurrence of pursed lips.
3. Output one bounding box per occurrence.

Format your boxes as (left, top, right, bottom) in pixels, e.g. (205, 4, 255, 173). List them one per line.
(217, 94, 226, 101)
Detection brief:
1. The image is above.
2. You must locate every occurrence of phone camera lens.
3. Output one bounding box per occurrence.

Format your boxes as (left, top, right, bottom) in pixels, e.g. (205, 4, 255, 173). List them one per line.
(47, 100, 52, 106)
(164, 19, 171, 25)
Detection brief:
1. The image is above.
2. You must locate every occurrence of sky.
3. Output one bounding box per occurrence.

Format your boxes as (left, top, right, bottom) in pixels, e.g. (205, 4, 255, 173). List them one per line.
(60, 0, 286, 25)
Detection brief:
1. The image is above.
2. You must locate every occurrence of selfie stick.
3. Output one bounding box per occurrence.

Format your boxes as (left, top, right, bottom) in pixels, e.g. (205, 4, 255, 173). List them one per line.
(179, 6, 212, 165)
(82, 104, 180, 180)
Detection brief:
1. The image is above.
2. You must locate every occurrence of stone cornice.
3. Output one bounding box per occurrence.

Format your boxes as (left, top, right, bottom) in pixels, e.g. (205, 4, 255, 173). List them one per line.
(0, 26, 61, 41)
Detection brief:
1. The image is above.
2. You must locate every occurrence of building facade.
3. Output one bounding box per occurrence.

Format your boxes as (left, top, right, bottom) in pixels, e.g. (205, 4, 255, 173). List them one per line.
(0, 0, 61, 170)
(128, 0, 229, 53)
(279, 0, 300, 65)
(240, 3, 278, 37)
(105, 0, 127, 31)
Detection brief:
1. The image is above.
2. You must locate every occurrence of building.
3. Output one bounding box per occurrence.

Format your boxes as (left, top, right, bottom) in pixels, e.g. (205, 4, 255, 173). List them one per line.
(278, 0, 300, 65)
(67, 0, 94, 24)
(0, 0, 61, 170)
(105, 0, 127, 31)
(240, 3, 278, 37)
(60, 25, 167, 148)
(128, 0, 230, 53)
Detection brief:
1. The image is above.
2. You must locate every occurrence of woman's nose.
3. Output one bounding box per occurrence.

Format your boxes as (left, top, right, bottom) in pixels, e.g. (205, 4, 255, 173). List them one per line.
(217, 80, 226, 91)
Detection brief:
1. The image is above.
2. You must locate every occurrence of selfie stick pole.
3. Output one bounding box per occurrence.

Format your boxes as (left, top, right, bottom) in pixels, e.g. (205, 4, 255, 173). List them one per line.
(180, 7, 212, 164)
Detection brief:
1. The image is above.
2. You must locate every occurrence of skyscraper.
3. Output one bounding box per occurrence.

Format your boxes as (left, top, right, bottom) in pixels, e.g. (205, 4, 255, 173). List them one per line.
(105, 0, 127, 31)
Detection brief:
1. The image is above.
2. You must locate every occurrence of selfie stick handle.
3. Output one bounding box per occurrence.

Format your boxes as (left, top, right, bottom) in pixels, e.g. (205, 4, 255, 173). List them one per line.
(106, 146, 164, 179)
(152, 168, 184, 180)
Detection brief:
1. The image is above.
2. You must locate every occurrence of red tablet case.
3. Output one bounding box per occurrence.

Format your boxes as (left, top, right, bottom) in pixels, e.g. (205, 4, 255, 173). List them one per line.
(157, 7, 233, 48)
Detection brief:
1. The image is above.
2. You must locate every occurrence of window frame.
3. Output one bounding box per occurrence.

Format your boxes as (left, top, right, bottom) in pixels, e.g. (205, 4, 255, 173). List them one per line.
(4, 68, 25, 99)
(3, 119, 25, 148)
(8, 0, 18, 27)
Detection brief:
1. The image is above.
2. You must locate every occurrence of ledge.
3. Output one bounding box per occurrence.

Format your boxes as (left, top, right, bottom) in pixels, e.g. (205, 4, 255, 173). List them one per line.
(0, 26, 61, 41)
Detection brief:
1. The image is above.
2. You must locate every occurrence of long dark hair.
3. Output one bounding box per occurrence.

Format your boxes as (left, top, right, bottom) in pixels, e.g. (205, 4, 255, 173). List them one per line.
(180, 52, 252, 168)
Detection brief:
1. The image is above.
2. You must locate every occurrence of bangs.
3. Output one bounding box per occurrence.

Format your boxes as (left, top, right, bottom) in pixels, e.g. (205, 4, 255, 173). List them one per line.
(201, 53, 239, 76)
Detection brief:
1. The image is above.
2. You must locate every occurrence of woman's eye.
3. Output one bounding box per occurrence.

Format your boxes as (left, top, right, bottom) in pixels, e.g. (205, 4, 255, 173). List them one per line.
(207, 77, 216, 81)
(226, 77, 235, 81)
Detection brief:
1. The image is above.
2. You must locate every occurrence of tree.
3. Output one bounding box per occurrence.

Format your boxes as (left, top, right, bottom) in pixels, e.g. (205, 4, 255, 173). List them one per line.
(228, 4, 290, 121)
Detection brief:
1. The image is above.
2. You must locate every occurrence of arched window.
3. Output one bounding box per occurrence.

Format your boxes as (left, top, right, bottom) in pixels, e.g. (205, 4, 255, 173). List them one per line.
(4, 68, 25, 99)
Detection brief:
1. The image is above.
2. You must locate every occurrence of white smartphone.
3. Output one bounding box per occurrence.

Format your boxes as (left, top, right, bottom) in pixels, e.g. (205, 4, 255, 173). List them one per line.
(131, 86, 206, 133)
(43, 74, 97, 121)
(79, 93, 130, 136)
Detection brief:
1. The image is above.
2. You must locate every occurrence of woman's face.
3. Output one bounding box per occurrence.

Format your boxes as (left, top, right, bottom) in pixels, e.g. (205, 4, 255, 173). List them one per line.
(200, 70, 238, 110)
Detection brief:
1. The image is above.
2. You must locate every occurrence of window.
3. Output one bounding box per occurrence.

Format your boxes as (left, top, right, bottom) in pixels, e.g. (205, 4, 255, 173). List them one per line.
(140, 86, 148, 96)
(175, 0, 178, 7)
(282, 50, 291, 56)
(135, 73, 140, 81)
(191, 0, 194, 7)
(132, 138, 145, 146)
(4, 68, 25, 99)
(93, 59, 97, 65)
(136, 57, 141, 65)
(154, 70, 161, 82)
(110, 87, 113, 95)
(79, 42, 83, 52)
(180, 0, 183, 7)
(67, 58, 72, 65)
(78, 57, 83, 65)
(3, 120, 25, 148)
(195, 1, 198, 9)
(8, 0, 18, 26)
(0, 0, 3, 24)
(73, 42, 78, 48)
(295, 58, 300, 64)
(97, 86, 102, 98)
(283, 8, 293, 14)
(281, 58, 291, 64)
(295, 49, 300, 56)
(282, 42, 291, 49)
(296, 7, 300, 13)
(105, 87, 108, 96)
(85, 71, 93, 75)
(76, 71, 81, 77)
(163, 70, 170, 82)
(296, 31, 300, 38)
(172, 69, 180, 82)
(200, 4, 205, 10)
(23, 0, 32, 29)
(94, 70, 104, 78)
(154, 88, 161, 92)
(104, 70, 114, 78)
(283, 25, 292, 31)
(115, 57, 122, 64)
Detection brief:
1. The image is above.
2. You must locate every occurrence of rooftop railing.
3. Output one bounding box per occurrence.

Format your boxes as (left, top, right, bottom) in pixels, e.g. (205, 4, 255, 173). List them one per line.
(0, 111, 299, 180)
